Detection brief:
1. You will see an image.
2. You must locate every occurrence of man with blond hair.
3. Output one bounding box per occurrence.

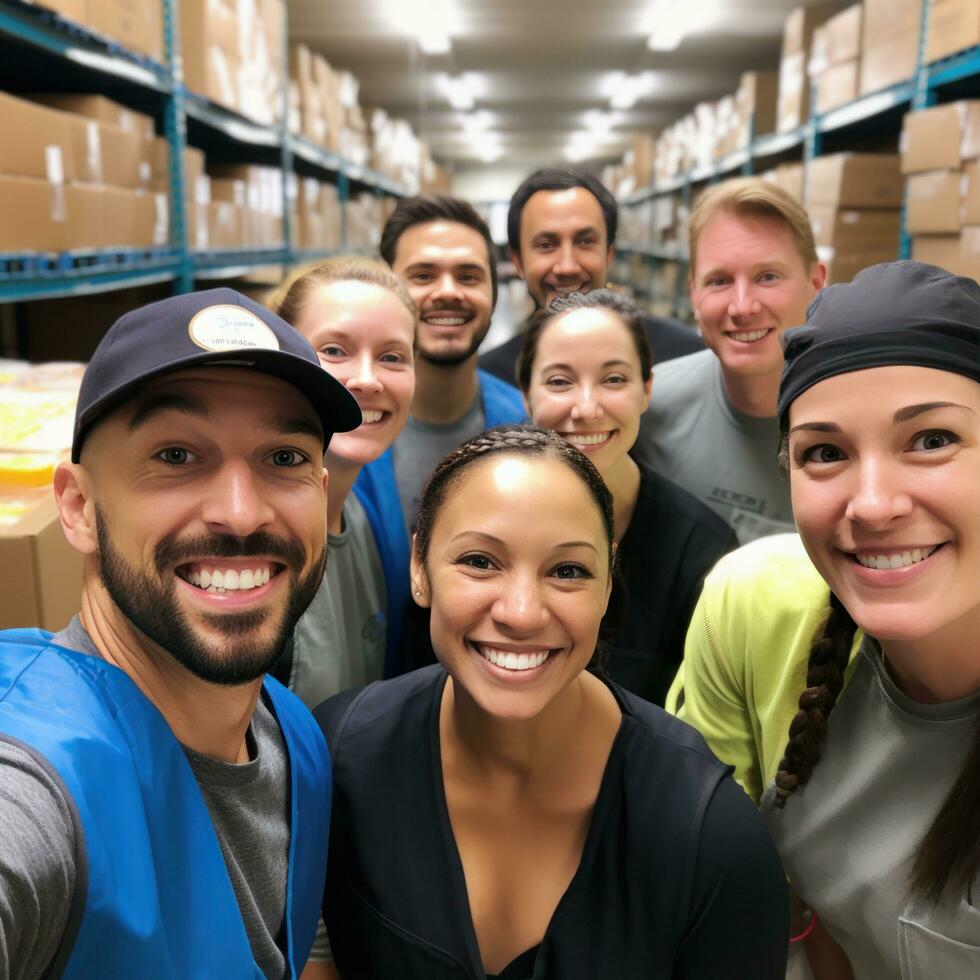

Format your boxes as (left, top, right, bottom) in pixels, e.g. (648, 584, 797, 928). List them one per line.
(633, 178, 826, 543)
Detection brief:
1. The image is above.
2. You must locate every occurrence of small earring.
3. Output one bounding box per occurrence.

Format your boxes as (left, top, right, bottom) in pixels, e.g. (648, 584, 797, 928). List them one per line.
(414, 590, 421, 597)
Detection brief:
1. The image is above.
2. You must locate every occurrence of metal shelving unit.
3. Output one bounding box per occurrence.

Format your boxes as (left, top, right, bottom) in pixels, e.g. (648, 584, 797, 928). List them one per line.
(0, 0, 408, 307)
(618, 7, 980, 317)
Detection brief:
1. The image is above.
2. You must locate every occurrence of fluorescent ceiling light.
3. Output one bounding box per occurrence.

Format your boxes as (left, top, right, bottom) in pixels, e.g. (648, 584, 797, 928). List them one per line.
(383, 0, 456, 54)
(437, 73, 480, 110)
(646, 0, 717, 51)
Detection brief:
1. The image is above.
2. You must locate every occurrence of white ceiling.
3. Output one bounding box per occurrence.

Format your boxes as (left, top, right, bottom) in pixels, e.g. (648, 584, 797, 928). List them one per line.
(286, 0, 836, 169)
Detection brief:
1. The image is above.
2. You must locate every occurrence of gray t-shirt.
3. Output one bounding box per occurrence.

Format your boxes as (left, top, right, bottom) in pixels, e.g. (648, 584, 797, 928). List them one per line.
(0, 618, 291, 979)
(289, 492, 387, 709)
(634, 349, 793, 544)
(762, 640, 980, 979)
(392, 395, 484, 533)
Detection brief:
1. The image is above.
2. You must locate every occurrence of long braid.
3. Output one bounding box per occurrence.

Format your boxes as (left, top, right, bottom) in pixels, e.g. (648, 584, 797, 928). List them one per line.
(774, 592, 857, 807)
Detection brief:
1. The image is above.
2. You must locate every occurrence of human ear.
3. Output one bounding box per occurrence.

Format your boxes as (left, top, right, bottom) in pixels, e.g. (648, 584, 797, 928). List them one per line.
(511, 247, 526, 281)
(409, 534, 431, 608)
(54, 462, 98, 555)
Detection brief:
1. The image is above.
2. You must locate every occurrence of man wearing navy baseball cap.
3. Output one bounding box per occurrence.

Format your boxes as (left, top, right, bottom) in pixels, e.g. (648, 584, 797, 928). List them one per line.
(0, 288, 361, 978)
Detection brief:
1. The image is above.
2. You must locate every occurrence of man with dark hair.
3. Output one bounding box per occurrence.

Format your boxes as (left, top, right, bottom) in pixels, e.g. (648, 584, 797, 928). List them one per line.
(479, 167, 704, 383)
(0, 288, 362, 976)
(356, 194, 524, 548)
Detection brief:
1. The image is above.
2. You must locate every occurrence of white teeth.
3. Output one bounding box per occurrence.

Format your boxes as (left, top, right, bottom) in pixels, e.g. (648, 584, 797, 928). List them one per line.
(426, 316, 466, 326)
(186, 566, 272, 591)
(856, 545, 938, 570)
(563, 432, 611, 446)
(730, 329, 769, 342)
(361, 410, 383, 424)
(477, 645, 550, 671)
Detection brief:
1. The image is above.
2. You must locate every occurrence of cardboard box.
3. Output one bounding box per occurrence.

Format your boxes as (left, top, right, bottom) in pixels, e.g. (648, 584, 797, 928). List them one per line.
(63, 184, 106, 249)
(902, 102, 980, 173)
(925, 0, 980, 63)
(862, 0, 923, 47)
(736, 71, 778, 138)
(906, 169, 963, 232)
(102, 187, 168, 247)
(207, 200, 245, 247)
(0, 91, 75, 181)
(818, 247, 901, 284)
(805, 154, 903, 209)
(181, 0, 240, 111)
(963, 161, 980, 225)
(84, 0, 163, 61)
(859, 28, 919, 96)
(815, 60, 860, 114)
(30, 94, 155, 142)
(913, 231, 980, 279)
(0, 174, 70, 251)
(67, 115, 103, 184)
(810, 4, 863, 73)
(33, 0, 86, 21)
(0, 492, 83, 631)
(98, 122, 145, 188)
(782, 3, 838, 57)
(808, 206, 902, 252)
(778, 50, 808, 132)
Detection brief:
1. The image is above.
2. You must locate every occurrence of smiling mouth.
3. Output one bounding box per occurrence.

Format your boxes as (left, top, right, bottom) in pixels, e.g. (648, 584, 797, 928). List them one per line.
(727, 328, 772, 343)
(176, 562, 283, 594)
(424, 312, 472, 328)
(851, 544, 943, 570)
(359, 409, 388, 425)
(560, 430, 614, 448)
(474, 643, 551, 671)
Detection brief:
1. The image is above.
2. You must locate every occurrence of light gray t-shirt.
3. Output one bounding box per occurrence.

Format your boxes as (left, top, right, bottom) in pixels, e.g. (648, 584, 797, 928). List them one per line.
(0, 619, 291, 980)
(288, 492, 386, 709)
(634, 349, 793, 544)
(762, 640, 980, 979)
(392, 395, 484, 533)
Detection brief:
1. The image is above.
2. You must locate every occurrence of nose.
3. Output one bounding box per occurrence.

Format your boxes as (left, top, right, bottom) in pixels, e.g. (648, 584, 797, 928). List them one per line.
(845, 456, 913, 530)
(552, 242, 582, 278)
(431, 271, 463, 303)
(570, 381, 604, 422)
(346, 351, 383, 395)
(491, 572, 551, 634)
(727, 279, 762, 319)
(200, 458, 276, 538)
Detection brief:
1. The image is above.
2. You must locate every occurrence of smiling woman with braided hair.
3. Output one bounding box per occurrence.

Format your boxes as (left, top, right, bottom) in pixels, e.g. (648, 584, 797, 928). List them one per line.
(668, 261, 980, 979)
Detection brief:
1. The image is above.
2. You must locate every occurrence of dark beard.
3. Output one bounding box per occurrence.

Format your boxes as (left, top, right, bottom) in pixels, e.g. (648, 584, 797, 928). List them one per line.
(419, 313, 492, 367)
(95, 507, 325, 686)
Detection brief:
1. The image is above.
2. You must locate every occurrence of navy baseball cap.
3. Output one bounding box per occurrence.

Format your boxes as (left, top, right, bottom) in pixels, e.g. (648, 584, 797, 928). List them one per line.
(71, 287, 362, 462)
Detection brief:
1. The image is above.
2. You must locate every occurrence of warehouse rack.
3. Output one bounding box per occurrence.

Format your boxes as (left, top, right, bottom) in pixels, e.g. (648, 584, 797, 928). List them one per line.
(615, 11, 980, 319)
(0, 0, 406, 306)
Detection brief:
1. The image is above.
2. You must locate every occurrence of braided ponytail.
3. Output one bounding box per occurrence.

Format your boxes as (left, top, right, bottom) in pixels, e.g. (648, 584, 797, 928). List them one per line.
(774, 592, 857, 807)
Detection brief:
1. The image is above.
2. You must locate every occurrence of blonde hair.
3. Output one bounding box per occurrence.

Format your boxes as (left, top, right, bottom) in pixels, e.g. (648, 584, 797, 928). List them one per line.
(687, 177, 818, 281)
(266, 256, 417, 330)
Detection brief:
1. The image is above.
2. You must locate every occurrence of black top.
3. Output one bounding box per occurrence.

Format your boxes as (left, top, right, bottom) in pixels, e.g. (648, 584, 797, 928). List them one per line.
(315, 666, 788, 980)
(478, 312, 705, 386)
(604, 463, 738, 705)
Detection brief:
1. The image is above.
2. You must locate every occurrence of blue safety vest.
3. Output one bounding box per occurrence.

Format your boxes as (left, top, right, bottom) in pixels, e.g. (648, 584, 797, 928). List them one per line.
(0, 629, 329, 978)
(354, 370, 526, 676)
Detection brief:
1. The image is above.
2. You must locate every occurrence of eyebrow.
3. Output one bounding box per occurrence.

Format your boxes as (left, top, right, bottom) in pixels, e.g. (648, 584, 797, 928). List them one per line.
(314, 328, 412, 349)
(127, 392, 323, 442)
(789, 401, 975, 435)
(404, 261, 486, 275)
(539, 359, 632, 373)
(449, 531, 599, 554)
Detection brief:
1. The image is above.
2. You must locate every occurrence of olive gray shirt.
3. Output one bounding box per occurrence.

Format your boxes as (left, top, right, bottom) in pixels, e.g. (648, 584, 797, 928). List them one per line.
(288, 493, 386, 709)
(762, 639, 980, 978)
(0, 618, 291, 979)
(392, 395, 484, 533)
(634, 349, 794, 544)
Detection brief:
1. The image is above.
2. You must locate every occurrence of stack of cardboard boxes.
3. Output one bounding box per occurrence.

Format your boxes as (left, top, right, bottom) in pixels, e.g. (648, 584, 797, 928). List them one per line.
(26, 0, 164, 62)
(804, 152, 903, 283)
(180, 0, 286, 124)
(206, 164, 285, 249)
(0, 91, 168, 252)
(860, 0, 921, 96)
(289, 177, 342, 252)
(925, 0, 980, 62)
(905, 101, 980, 280)
(0, 359, 85, 631)
(808, 5, 862, 114)
(734, 72, 779, 149)
(777, 3, 836, 132)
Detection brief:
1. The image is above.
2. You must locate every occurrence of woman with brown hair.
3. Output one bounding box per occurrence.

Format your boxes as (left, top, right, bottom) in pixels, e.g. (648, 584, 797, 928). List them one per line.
(670, 261, 980, 977)
(313, 424, 788, 979)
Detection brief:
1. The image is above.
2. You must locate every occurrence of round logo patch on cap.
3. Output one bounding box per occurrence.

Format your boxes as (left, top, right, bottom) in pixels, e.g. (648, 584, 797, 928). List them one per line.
(188, 304, 280, 352)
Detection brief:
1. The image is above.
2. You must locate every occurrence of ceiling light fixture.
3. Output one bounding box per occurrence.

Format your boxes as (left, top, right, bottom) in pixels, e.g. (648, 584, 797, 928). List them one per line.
(646, 0, 716, 51)
(436, 73, 480, 111)
(383, 0, 455, 55)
